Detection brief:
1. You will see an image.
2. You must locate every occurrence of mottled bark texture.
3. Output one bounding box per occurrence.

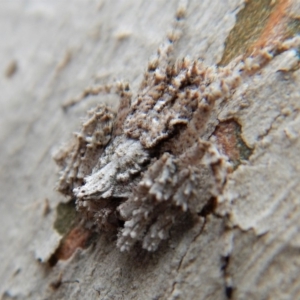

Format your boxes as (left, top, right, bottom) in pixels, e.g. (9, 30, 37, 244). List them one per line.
(1, 0, 300, 299)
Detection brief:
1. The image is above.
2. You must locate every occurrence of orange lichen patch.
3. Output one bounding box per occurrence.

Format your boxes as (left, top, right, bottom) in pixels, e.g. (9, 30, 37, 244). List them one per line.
(220, 0, 296, 66)
(220, 0, 274, 66)
(49, 226, 92, 266)
(250, 0, 291, 54)
(212, 120, 252, 169)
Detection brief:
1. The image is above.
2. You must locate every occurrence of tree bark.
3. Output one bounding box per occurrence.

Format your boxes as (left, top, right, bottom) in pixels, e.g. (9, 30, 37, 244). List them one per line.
(1, 0, 300, 299)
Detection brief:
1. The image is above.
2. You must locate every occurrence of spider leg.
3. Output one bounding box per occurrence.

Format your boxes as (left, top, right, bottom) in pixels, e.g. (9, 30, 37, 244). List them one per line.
(146, 0, 189, 74)
(62, 81, 132, 112)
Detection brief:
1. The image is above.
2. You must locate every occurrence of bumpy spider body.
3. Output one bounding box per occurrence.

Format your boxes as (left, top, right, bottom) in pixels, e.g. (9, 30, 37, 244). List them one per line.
(54, 4, 295, 251)
(55, 58, 236, 251)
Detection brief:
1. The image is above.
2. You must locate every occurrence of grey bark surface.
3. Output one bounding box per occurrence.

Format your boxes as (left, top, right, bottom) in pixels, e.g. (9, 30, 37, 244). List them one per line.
(1, 1, 300, 299)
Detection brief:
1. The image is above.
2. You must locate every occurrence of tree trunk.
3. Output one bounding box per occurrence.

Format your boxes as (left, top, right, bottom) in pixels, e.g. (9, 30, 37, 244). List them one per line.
(1, 0, 300, 299)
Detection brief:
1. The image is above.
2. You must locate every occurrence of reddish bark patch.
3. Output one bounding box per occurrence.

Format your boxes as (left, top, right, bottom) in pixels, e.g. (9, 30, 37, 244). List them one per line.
(49, 226, 92, 266)
(212, 120, 252, 169)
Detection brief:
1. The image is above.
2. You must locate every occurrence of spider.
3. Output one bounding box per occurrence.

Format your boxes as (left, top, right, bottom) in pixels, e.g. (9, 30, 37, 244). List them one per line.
(54, 1, 299, 251)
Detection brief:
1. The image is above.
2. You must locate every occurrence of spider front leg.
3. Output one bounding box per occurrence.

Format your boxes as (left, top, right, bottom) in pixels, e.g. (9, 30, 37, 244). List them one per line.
(62, 81, 132, 112)
(55, 80, 132, 195)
